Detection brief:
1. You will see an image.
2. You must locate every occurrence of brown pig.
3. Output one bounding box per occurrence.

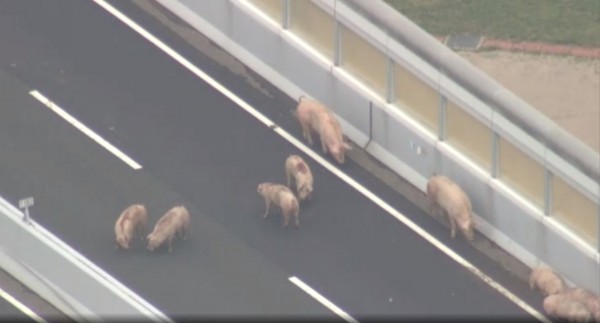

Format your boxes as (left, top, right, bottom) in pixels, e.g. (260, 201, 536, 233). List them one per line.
(543, 294, 593, 323)
(563, 287, 600, 321)
(295, 96, 352, 164)
(426, 175, 474, 241)
(147, 205, 190, 253)
(529, 265, 567, 296)
(257, 182, 300, 227)
(115, 204, 148, 250)
(285, 154, 314, 201)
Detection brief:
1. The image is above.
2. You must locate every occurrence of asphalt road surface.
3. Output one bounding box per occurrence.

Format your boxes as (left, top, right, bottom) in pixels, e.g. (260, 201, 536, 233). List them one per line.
(0, 0, 547, 320)
(0, 295, 36, 323)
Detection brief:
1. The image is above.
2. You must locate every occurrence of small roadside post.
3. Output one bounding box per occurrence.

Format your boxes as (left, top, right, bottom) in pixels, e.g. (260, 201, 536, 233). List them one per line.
(18, 197, 34, 224)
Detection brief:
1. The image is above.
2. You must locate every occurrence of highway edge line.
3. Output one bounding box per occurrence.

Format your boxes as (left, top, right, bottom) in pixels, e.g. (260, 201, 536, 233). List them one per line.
(29, 90, 143, 170)
(0, 284, 47, 323)
(289, 276, 358, 323)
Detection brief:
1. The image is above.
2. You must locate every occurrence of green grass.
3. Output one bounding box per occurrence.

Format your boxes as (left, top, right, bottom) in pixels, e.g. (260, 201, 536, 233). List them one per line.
(383, 0, 600, 47)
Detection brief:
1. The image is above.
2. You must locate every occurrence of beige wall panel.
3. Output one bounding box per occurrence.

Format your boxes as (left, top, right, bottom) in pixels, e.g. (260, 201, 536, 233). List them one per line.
(394, 63, 438, 131)
(552, 175, 599, 247)
(250, 0, 284, 25)
(499, 138, 544, 208)
(341, 26, 387, 97)
(446, 100, 492, 170)
(289, 0, 335, 60)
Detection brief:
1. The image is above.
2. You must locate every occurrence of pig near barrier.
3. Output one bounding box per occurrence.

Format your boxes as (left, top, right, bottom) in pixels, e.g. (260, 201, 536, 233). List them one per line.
(285, 154, 314, 201)
(529, 265, 568, 296)
(147, 205, 190, 253)
(426, 175, 475, 241)
(295, 96, 352, 164)
(543, 294, 593, 323)
(115, 204, 148, 250)
(562, 287, 600, 321)
(257, 182, 300, 227)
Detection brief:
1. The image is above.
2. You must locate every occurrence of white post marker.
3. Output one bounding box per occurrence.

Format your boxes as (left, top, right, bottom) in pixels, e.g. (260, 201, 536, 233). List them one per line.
(18, 197, 34, 224)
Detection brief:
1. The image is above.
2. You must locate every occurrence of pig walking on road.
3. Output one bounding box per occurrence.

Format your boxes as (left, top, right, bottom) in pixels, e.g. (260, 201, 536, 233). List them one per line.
(295, 96, 352, 164)
(257, 182, 300, 227)
(115, 204, 148, 250)
(426, 175, 475, 241)
(543, 293, 593, 323)
(285, 154, 313, 201)
(147, 205, 190, 253)
(562, 287, 600, 321)
(529, 265, 567, 296)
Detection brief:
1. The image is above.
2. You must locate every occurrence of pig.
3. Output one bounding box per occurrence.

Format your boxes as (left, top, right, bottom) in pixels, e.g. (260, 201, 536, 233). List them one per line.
(295, 96, 352, 164)
(115, 204, 148, 250)
(146, 205, 190, 253)
(426, 175, 475, 241)
(285, 154, 314, 201)
(529, 265, 567, 296)
(257, 182, 300, 227)
(563, 288, 600, 321)
(543, 294, 593, 323)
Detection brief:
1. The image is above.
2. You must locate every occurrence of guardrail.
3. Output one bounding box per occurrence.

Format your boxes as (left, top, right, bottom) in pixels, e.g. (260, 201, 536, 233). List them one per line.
(0, 196, 170, 321)
(156, 0, 599, 295)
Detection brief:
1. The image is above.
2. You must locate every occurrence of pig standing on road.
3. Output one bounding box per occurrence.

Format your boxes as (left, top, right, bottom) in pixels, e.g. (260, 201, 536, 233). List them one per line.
(543, 293, 593, 323)
(115, 204, 148, 250)
(529, 265, 567, 296)
(562, 287, 600, 321)
(285, 154, 313, 201)
(295, 96, 352, 164)
(257, 182, 300, 227)
(426, 175, 475, 241)
(147, 205, 190, 253)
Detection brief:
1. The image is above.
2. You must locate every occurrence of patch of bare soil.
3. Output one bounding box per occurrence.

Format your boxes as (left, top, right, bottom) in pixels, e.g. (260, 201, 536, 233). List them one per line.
(458, 51, 600, 153)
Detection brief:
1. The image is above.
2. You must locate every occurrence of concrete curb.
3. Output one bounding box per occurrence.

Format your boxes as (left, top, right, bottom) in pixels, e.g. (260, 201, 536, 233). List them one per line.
(434, 34, 600, 59)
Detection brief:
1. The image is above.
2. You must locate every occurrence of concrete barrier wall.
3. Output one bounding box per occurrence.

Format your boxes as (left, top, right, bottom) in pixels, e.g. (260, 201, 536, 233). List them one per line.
(157, 0, 600, 294)
(0, 197, 170, 321)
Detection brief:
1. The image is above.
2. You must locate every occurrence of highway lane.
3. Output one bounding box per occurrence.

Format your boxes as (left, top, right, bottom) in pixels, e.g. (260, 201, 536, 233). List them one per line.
(0, 68, 339, 319)
(0, 0, 546, 320)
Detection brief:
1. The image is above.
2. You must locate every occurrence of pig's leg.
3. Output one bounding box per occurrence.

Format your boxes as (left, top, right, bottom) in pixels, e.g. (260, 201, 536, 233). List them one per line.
(137, 224, 145, 241)
(263, 198, 271, 218)
(449, 213, 457, 238)
(181, 226, 188, 240)
(302, 125, 313, 145)
(320, 134, 328, 154)
(282, 212, 289, 227)
(286, 171, 293, 188)
(168, 235, 174, 253)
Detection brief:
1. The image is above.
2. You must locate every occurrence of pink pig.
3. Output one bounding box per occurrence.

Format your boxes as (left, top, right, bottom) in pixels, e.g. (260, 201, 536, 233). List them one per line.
(295, 96, 352, 164)
(285, 154, 314, 201)
(115, 204, 148, 250)
(426, 175, 475, 241)
(147, 205, 190, 253)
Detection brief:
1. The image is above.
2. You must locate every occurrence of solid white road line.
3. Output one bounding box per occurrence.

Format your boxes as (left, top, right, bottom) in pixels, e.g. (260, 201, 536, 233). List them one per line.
(29, 90, 142, 170)
(92, 1, 549, 322)
(0, 285, 47, 323)
(289, 276, 358, 323)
